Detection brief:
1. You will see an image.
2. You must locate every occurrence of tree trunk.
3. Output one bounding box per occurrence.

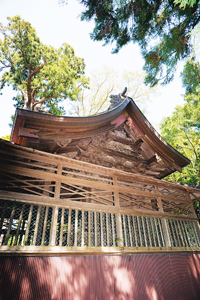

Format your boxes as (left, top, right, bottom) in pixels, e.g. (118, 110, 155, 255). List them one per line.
(22, 91, 31, 110)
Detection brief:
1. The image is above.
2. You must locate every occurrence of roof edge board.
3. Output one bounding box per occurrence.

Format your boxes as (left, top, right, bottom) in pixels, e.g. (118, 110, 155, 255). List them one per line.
(126, 98, 190, 168)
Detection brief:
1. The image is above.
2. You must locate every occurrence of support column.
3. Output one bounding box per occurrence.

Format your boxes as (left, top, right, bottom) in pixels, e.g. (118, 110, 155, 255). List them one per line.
(50, 206, 59, 246)
(155, 185, 171, 247)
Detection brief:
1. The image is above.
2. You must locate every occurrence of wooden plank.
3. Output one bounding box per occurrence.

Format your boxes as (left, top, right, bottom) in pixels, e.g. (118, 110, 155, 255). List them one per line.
(94, 212, 97, 247)
(0, 158, 195, 205)
(23, 205, 33, 245)
(0, 202, 6, 236)
(49, 206, 58, 247)
(0, 189, 197, 222)
(67, 209, 71, 247)
(0, 244, 199, 255)
(141, 216, 148, 247)
(151, 218, 157, 247)
(176, 220, 185, 247)
(14, 204, 25, 246)
(100, 212, 103, 247)
(111, 214, 116, 247)
(3, 203, 16, 246)
(137, 216, 143, 247)
(2, 142, 200, 199)
(106, 213, 109, 247)
(81, 210, 84, 247)
(41, 207, 48, 246)
(146, 217, 152, 247)
(59, 208, 64, 247)
(191, 221, 199, 247)
(33, 206, 42, 246)
(88, 211, 91, 247)
(160, 218, 171, 247)
(158, 218, 165, 247)
(128, 215, 133, 247)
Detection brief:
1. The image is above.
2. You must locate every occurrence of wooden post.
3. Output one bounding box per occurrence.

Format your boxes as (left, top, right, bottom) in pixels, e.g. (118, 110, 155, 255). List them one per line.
(3, 203, 16, 245)
(116, 213, 123, 247)
(161, 218, 171, 247)
(50, 206, 58, 246)
(33, 206, 41, 246)
(155, 185, 171, 247)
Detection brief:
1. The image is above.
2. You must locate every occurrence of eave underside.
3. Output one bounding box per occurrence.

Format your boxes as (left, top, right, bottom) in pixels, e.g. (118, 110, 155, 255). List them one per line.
(10, 99, 190, 179)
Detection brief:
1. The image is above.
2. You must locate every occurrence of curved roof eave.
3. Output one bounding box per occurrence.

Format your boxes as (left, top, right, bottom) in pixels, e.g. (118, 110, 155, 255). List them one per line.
(126, 97, 190, 169)
(11, 96, 190, 170)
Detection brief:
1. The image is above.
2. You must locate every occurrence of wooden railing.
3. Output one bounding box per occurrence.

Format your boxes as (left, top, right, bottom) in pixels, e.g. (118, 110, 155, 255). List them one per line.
(0, 140, 200, 254)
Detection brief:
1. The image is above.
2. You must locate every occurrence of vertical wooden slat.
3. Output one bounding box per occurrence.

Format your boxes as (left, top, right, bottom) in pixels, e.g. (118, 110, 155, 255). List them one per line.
(183, 221, 192, 247)
(59, 208, 64, 246)
(180, 220, 189, 247)
(173, 220, 181, 247)
(176, 220, 185, 247)
(137, 216, 142, 247)
(106, 213, 109, 246)
(100, 212, 103, 247)
(24, 205, 33, 245)
(161, 218, 171, 247)
(14, 204, 25, 246)
(33, 206, 41, 246)
(193, 221, 200, 246)
(41, 207, 48, 246)
(141, 216, 148, 247)
(146, 217, 152, 247)
(116, 213, 123, 247)
(112, 213, 116, 247)
(190, 221, 198, 246)
(3, 203, 16, 245)
(128, 215, 133, 247)
(151, 218, 157, 246)
(155, 218, 162, 247)
(74, 209, 78, 247)
(122, 214, 127, 247)
(88, 211, 91, 246)
(187, 221, 195, 247)
(81, 210, 84, 247)
(158, 219, 165, 247)
(0, 202, 6, 234)
(50, 206, 58, 246)
(67, 209, 71, 246)
(133, 216, 138, 247)
(94, 212, 97, 247)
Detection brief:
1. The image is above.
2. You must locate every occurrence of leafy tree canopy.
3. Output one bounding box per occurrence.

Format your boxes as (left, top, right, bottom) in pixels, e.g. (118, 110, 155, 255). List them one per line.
(0, 16, 89, 115)
(160, 90, 200, 218)
(80, 0, 200, 86)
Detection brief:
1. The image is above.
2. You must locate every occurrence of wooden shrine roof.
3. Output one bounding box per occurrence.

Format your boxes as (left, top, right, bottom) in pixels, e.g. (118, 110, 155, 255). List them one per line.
(11, 97, 190, 179)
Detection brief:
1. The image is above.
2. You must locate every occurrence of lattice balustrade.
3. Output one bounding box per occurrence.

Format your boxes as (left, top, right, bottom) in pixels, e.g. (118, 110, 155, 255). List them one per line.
(0, 141, 199, 220)
(0, 199, 199, 252)
(0, 141, 200, 253)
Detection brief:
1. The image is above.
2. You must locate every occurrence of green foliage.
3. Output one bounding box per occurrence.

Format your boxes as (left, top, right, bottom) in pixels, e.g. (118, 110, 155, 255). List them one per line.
(160, 94, 200, 218)
(181, 59, 200, 93)
(80, 0, 200, 86)
(174, 0, 199, 9)
(0, 16, 89, 115)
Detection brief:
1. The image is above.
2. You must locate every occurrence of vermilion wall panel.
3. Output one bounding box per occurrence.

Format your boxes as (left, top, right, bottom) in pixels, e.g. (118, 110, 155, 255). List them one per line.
(0, 254, 199, 300)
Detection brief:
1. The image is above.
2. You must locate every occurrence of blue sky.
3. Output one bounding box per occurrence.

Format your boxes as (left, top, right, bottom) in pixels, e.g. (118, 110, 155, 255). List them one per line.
(0, 0, 185, 136)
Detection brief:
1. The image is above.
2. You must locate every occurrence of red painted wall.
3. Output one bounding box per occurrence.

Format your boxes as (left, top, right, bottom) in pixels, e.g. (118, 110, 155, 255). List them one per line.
(0, 254, 199, 300)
